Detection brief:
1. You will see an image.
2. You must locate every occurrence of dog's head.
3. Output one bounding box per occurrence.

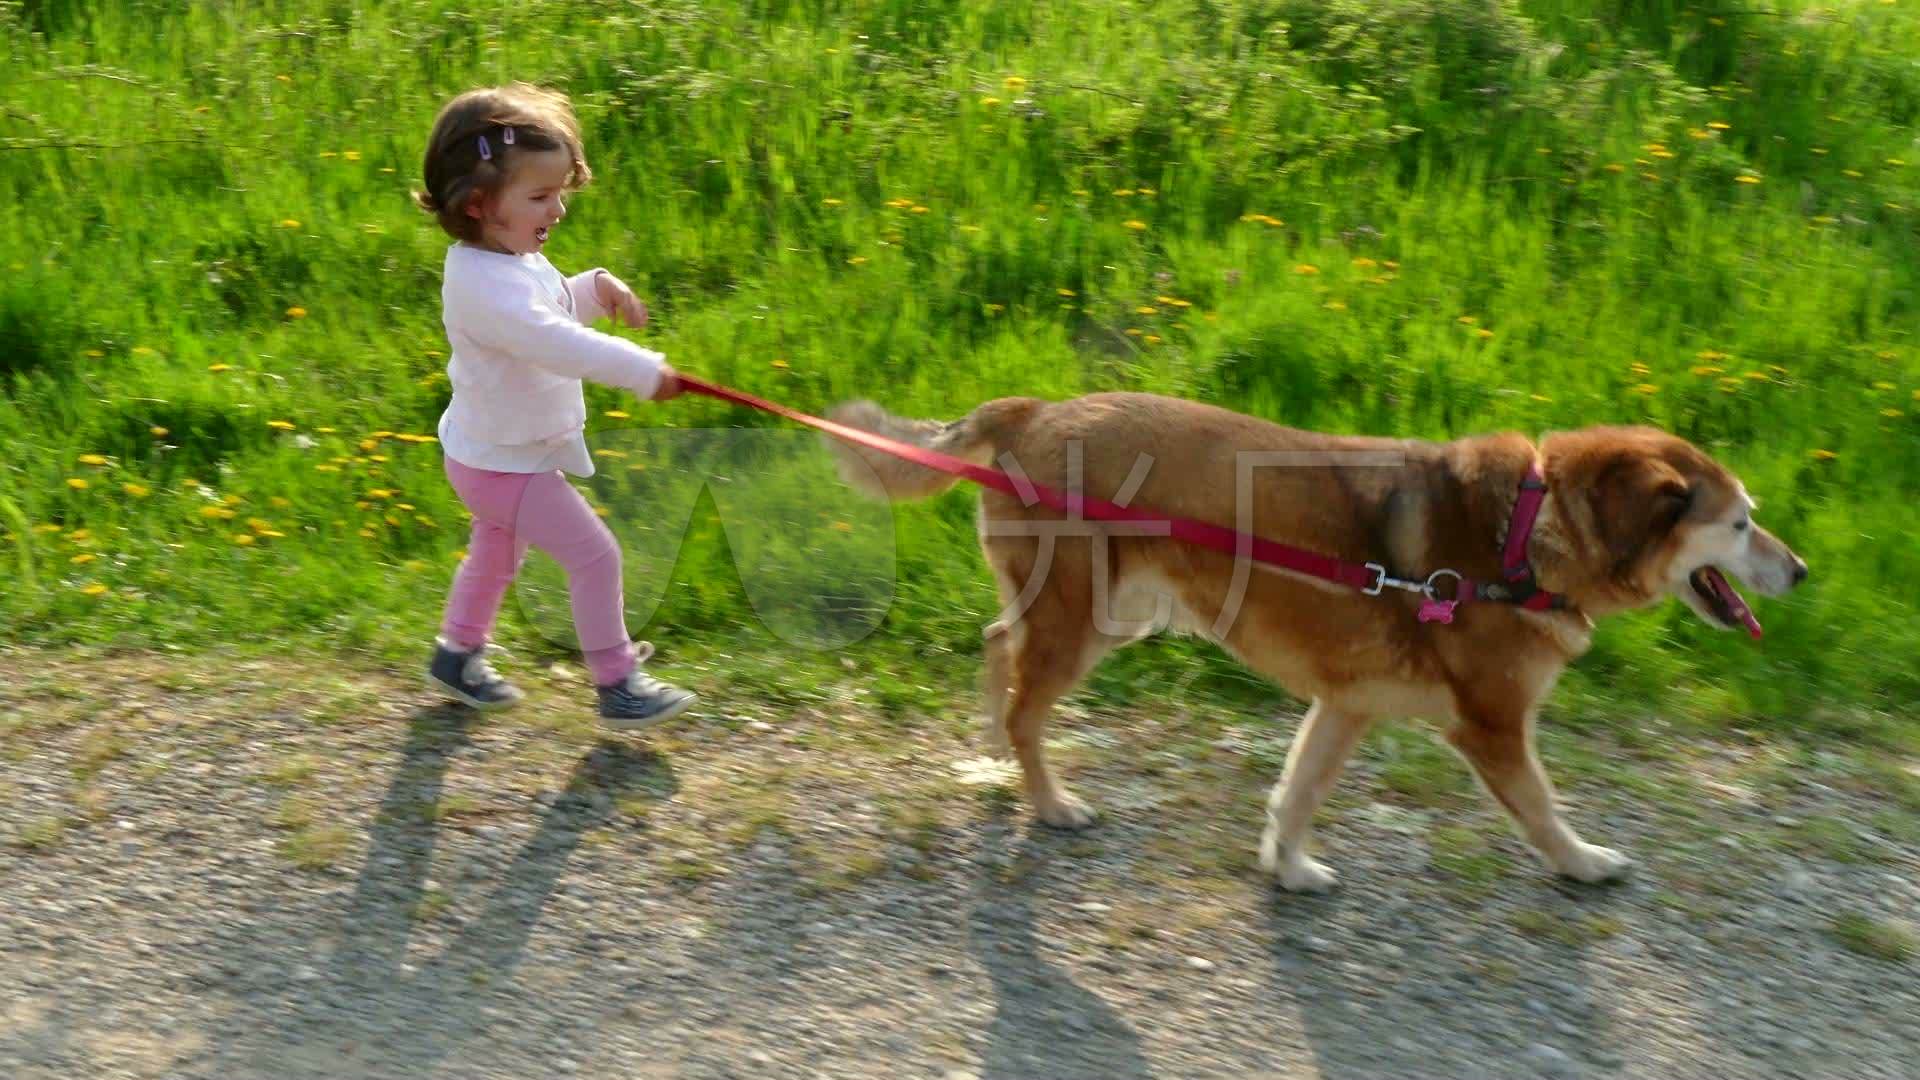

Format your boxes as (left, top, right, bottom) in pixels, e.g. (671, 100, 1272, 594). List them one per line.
(1541, 427, 1808, 635)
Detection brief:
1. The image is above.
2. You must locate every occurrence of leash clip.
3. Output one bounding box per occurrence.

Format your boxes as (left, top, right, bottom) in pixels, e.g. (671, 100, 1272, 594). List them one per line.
(1364, 562, 1430, 597)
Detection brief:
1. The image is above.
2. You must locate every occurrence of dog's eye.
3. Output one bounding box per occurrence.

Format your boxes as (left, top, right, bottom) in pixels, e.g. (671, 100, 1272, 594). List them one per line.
(1733, 517, 1749, 532)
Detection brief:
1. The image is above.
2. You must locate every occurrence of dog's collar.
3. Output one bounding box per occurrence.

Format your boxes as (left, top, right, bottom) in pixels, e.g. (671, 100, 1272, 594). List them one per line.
(1373, 464, 1568, 622)
(1470, 464, 1565, 612)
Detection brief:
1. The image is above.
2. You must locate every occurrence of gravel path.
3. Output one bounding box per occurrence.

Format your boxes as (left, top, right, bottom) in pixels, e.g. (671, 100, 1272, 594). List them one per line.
(3, 648, 1917, 1079)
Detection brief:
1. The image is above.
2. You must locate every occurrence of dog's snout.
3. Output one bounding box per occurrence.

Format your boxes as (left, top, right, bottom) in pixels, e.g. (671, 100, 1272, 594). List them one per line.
(1791, 556, 1809, 586)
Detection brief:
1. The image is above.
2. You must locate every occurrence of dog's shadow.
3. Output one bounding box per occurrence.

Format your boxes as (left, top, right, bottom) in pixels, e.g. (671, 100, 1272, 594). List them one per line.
(967, 823, 1153, 1080)
(205, 702, 677, 1077)
(1268, 865, 1627, 1079)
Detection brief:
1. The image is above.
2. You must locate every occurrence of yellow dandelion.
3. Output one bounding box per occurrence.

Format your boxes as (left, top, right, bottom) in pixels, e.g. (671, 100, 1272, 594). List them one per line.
(1696, 350, 1727, 361)
(822, 198, 844, 207)
(1144, 334, 1162, 344)
(315, 464, 341, 473)
(233, 533, 256, 546)
(67, 478, 89, 490)
(1476, 328, 1495, 339)
(1883, 409, 1906, 419)
(1530, 394, 1553, 403)
(604, 409, 631, 419)
(78, 453, 110, 466)
(268, 420, 296, 431)
(1124, 328, 1143, 337)
(131, 346, 156, 356)
(404, 559, 428, 572)
(1736, 175, 1761, 185)
(85, 348, 105, 358)
(1113, 189, 1136, 197)
(1604, 163, 1626, 173)
(275, 74, 291, 83)
(1352, 257, 1378, 269)
(1745, 371, 1770, 381)
(1889, 159, 1909, 168)
(1057, 288, 1077, 298)
(1003, 75, 1027, 89)
(343, 150, 361, 162)
(150, 426, 169, 437)
(1708, 121, 1731, 131)
(122, 483, 150, 497)
(268, 496, 291, 509)
(1634, 383, 1660, 395)
(1124, 220, 1148, 231)
(286, 306, 308, 318)
(1325, 300, 1347, 312)
(278, 219, 301, 229)
(222, 494, 244, 506)
(1293, 264, 1319, 275)
(1692, 365, 1725, 376)
(847, 255, 868, 266)
(358, 528, 376, 538)
(1458, 316, 1479, 325)
(958, 224, 983, 234)
(1138, 188, 1157, 196)
(771, 358, 790, 369)
(980, 96, 1001, 107)
(71, 553, 97, 565)
(199, 506, 234, 520)
(1651, 150, 1676, 160)
(985, 303, 1005, 315)
(1073, 189, 1090, 197)
(1136, 306, 1158, 315)
(80, 583, 109, 597)
(1873, 381, 1897, 391)
(593, 449, 628, 460)
(247, 517, 274, 534)
(1844, 169, 1863, 179)
(208, 363, 232, 373)
(910, 205, 929, 214)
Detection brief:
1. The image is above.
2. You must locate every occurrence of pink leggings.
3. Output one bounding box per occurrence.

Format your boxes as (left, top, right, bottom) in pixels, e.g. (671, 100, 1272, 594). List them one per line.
(439, 456, 636, 686)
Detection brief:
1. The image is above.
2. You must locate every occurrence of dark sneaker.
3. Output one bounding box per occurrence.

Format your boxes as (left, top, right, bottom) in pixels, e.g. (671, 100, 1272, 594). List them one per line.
(426, 639, 525, 711)
(597, 667, 696, 731)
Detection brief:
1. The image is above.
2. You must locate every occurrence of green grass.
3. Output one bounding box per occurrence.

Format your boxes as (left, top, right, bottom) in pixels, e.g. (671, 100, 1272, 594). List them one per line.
(3, 0, 1918, 741)
(1830, 911, 1918, 964)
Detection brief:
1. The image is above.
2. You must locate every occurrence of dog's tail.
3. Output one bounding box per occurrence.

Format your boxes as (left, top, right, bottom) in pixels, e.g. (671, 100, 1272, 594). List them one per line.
(824, 397, 1044, 501)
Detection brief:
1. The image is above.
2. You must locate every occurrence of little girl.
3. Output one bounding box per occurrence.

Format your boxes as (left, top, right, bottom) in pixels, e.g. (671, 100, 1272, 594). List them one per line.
(412, 83, 695, 729)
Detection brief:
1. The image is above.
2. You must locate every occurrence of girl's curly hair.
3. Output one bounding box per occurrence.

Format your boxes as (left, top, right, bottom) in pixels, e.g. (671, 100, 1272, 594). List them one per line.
(413, 83, 592, 244)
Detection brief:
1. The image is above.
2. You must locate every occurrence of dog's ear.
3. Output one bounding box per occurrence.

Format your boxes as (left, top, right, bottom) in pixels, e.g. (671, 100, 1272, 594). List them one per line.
(1593, 455, 1691, 565)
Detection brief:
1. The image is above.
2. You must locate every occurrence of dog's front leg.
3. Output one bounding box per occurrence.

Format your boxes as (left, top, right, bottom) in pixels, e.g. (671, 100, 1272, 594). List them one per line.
(1260, 700, 1373, 892)
(1444, 705, 1633, 884)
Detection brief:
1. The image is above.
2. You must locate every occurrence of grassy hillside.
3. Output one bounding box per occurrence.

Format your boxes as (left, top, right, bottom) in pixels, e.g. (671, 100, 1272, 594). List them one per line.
(2, 0, 1917, 742)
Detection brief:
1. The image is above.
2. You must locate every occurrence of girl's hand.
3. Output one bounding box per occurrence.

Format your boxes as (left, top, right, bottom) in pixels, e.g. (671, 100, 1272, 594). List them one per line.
(652, 370, 686, 401)
(595, 272, 650, 330)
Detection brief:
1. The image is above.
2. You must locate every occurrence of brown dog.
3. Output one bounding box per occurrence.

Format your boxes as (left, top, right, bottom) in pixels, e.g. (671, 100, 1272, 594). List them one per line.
(827, 392, 1808, 890)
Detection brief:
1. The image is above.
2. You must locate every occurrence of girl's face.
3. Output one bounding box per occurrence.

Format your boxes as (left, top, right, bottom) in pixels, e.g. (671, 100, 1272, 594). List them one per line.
(468, 147, 574, 255)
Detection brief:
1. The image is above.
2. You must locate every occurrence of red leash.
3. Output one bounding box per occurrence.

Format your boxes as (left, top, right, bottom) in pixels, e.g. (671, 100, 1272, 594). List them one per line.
(676, 374, 1560, 619)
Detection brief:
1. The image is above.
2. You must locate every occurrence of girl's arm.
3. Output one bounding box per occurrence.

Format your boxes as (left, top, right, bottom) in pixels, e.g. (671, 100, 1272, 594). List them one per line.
(449, 269, 665, 398)
(565, 268, 614, 325)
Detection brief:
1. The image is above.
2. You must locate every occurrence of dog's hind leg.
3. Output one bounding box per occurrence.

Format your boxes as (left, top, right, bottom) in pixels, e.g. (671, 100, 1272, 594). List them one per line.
(1260, 699, 1374, 892)
(980, 619, 1014, 759)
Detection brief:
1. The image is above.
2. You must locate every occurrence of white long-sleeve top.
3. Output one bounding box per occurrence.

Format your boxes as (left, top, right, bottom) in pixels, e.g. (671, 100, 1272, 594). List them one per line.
(435, 242, 666, 476)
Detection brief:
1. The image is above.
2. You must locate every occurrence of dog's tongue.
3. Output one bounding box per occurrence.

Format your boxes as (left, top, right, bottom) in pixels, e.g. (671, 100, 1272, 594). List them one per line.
(1702, 567, 1763, 639)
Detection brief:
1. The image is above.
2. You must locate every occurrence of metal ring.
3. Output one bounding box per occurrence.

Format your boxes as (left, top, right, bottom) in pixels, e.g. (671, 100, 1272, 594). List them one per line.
(1422, 568, 1463, 601)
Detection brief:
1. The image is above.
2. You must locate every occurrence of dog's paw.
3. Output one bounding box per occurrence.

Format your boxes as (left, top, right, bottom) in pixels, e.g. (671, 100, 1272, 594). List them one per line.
(1557, 842, 1634, 884)
(1277, 855, 1340, 893)
(1035, 792, 1097, 829)
(1261, 829, 1339, 892)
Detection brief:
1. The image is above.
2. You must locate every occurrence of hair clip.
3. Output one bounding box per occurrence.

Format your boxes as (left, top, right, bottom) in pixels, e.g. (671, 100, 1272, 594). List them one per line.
(501, 126, 515, 145)
(476, 134, 492, 161)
